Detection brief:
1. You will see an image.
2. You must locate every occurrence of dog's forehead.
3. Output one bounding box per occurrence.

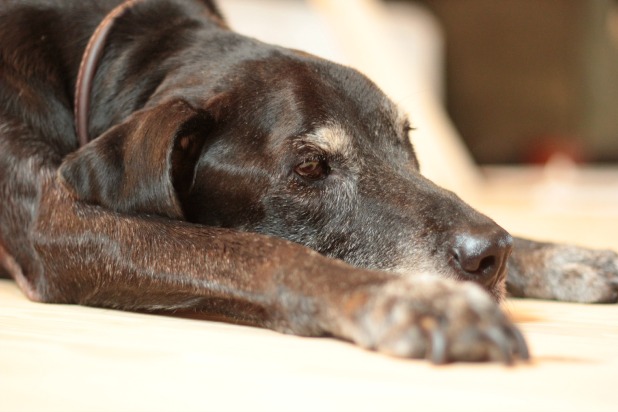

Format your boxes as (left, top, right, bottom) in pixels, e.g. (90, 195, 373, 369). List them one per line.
(222, 53, 410, 152)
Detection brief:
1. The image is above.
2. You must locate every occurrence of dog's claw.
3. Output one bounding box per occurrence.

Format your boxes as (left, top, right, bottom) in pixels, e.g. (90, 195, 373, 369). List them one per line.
(487, 326, 518, 364)
(430, 326, 448, 364)
(508, 325, 531, 361)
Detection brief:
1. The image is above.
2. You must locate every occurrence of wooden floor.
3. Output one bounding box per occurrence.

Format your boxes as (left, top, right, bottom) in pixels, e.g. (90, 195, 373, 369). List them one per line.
(2, 167, 618, 412)
(1, 280, 618, 412)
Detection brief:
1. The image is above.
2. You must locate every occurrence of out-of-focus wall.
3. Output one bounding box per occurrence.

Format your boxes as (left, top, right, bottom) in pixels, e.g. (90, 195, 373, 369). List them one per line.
(414, 0, 618, 164)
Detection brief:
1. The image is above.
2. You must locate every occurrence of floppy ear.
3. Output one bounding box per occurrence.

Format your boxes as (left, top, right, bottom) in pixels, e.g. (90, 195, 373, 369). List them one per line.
(59, 99, 210, 219)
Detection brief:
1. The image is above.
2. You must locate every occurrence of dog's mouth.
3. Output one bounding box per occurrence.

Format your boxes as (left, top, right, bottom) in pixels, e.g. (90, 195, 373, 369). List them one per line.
(392, 261, 508, 303)
(483, 269, 508, 302)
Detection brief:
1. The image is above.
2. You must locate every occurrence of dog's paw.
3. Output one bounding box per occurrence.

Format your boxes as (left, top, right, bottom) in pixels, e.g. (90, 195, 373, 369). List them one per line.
(337, 277, 529, 364)
(534, 245, 618, 303)
(509, 240, 618, 303)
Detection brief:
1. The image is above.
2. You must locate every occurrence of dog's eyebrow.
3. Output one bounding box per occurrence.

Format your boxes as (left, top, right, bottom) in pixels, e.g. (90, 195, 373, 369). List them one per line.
(303, 124, 353, 155)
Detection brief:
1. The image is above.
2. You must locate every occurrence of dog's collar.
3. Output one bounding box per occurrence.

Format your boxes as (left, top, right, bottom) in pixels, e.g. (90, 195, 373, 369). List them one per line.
(74, 0, 143, 147)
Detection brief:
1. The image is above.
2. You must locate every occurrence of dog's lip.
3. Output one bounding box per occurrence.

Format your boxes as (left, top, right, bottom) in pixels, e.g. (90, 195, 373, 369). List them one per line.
(487, 282, 506, 302)
(483, 264, 508, 302)
(440, 264, 507, 299)
(390, 261, 509, 301)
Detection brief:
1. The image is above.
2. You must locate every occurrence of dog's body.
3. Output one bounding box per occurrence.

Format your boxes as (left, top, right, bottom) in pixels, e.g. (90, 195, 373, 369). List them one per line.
(1, 0, 617, 363)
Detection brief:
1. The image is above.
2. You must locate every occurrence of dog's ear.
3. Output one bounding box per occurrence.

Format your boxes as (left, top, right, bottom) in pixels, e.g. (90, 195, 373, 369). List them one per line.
(59, 99, 211, 219)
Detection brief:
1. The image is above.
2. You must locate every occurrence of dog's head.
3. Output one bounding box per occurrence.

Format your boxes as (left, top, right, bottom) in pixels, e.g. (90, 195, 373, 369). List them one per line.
(60, 44, 511, 300)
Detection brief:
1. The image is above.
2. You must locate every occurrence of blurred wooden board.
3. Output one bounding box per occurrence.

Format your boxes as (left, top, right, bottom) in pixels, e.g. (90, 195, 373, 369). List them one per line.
(476, 165, 618, 250)
(1, 277, 617, 412)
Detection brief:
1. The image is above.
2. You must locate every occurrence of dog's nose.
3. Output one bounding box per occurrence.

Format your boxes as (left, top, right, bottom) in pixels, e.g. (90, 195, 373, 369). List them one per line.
(451, 227, 513, 282)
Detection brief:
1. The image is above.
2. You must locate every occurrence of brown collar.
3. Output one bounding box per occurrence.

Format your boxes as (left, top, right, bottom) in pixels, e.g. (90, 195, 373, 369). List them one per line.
(74, 0, 143, 147)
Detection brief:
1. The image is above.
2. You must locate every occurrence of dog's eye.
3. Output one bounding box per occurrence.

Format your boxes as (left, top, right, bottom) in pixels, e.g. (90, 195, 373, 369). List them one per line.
(294, 158, 329, 180)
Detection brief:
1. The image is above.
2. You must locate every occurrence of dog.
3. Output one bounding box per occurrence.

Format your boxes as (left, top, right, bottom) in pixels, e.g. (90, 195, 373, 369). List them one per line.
(1, 0, 617, 364)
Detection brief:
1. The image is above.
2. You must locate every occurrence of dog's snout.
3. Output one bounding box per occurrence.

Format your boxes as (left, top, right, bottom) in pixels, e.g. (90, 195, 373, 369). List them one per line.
(451, 227, 513, 283)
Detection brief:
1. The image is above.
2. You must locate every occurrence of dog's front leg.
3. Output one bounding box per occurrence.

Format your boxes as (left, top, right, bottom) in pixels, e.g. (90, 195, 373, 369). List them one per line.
(32, 175, 377, 334)
(507, 237, 618, 303)
(30, 178, 528, 363)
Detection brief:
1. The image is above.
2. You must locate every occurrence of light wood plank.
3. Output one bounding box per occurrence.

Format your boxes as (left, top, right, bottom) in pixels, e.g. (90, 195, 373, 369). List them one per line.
(2, 277, 617, 412)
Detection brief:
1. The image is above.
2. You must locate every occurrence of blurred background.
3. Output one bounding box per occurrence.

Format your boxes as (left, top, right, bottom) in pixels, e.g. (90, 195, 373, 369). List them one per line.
(412, 0, 618, 166)
(217, 0, 618, 248)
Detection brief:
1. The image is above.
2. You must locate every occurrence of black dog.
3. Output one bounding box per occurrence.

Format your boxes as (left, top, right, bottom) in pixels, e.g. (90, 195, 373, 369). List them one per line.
(1, 0, 616, 363)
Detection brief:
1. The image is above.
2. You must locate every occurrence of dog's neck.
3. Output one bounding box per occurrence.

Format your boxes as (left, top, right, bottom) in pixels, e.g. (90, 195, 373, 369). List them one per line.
(74, 0, 143, 147)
